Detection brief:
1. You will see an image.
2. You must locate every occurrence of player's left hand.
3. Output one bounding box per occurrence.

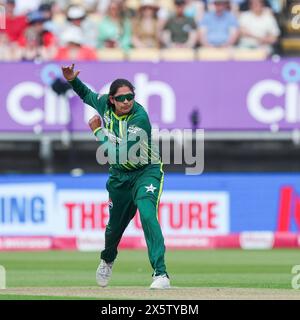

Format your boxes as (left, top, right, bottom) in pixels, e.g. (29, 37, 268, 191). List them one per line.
(88, 115, 102, 132)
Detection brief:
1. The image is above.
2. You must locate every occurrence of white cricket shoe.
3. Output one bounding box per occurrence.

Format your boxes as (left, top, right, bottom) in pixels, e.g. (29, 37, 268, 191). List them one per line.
(96, 259, 113, 287)
(150, 274, 171, 289)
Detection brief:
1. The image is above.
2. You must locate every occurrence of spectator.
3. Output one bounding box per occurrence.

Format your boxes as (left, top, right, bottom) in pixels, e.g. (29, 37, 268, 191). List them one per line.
(199, 0, 239, 47)
(55, 26, 98, 61)
(18, 10, 57, 61)
(162, 0, 197, 48)
(60, 5, 98, 48)
(2, 0, 28, 43)
(238, 0, 280, 55)
(97, 0, 132, 51)
(132, 0, 160, 48)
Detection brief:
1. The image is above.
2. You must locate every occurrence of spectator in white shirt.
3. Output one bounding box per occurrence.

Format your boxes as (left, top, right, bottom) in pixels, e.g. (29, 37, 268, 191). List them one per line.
(238, 0, 280, 55)
(60, 5, 98, 48)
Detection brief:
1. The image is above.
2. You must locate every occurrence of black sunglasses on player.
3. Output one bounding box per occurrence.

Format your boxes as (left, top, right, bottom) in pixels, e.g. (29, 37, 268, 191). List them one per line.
(113, 93, 135, 102)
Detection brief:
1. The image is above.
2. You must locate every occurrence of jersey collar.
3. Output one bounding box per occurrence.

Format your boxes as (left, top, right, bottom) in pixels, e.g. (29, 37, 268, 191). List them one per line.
(111, 101, 137, 120)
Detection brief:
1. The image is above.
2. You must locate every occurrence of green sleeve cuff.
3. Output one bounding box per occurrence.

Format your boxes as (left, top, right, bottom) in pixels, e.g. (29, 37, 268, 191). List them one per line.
(94, 128, 107, 143)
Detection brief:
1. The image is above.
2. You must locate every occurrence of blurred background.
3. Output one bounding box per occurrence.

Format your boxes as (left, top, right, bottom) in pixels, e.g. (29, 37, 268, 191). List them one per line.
(0, 0, 299, 251)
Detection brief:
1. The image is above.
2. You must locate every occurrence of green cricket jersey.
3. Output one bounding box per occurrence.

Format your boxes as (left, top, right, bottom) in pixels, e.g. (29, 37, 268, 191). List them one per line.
(69, 77, 160, 171)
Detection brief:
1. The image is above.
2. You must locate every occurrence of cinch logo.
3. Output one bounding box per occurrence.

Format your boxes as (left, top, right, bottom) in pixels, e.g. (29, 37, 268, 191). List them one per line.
(247, 62, 300, 125)
(6, 64, 93, 127)
(277, 186, 300, 232)
(6, 64, 176, 127)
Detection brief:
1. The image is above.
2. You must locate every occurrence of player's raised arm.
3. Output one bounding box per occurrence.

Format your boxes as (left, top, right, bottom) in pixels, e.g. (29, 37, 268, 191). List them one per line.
(61, 64, 105, 113)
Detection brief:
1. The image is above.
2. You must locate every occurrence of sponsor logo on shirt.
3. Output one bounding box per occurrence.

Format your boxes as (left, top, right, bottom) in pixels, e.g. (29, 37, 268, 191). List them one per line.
(128, 125, 142, 135)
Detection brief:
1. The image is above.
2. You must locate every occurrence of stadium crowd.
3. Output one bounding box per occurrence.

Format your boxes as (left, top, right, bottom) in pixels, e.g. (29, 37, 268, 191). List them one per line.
(0, 0, 283, 61)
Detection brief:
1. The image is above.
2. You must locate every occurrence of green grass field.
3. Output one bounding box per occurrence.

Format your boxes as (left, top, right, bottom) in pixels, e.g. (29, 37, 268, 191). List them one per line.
(0, 249, 299, 299)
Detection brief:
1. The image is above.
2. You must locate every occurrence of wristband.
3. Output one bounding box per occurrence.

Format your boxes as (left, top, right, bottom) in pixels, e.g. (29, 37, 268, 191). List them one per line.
(93, 127, 102, 136)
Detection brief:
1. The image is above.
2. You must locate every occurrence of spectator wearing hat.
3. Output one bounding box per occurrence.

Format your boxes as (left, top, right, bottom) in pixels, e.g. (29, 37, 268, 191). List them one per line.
(55, 26, 97, 61)
(132, 0, 161, 48)
(198, 0, 239, 48)
(17, 9, 57, 61)
(60, 5, 98, 48)
(238, 0, 280, 55)
(18, 10, 56, 47)
(162, 0, 197, 48)
(97, 0, 132, 51)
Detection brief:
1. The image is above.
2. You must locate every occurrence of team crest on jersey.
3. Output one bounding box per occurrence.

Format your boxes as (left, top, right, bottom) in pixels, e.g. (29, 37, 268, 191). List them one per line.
(145, 184, 157, 193)
(108, 198, 113, 209)
(128, 125, 142, 134)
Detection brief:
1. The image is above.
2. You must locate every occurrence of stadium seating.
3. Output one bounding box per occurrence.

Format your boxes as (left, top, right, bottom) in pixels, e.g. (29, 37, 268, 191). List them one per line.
(97, 48, 125, 61)
(127, 48, 161, 61)
(161, 48, 195, 61)
(232, 48, 268, 60)
(197, 48, 231, 61)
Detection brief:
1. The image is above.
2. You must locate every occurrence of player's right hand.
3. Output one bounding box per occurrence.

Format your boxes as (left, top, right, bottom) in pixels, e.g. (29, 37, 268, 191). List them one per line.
(61, 63, 80, 81)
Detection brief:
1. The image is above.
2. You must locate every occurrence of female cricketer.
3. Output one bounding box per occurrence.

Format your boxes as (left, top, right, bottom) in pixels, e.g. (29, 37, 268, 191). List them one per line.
(61, 64, 170, 289)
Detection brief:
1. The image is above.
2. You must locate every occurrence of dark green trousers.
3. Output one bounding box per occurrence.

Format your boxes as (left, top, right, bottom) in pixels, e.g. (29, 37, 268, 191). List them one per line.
(101, 163, 167, 276)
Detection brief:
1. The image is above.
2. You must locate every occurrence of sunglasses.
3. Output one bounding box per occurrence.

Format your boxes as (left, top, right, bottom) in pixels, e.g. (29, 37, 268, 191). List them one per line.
(113, 93, 135, 102)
